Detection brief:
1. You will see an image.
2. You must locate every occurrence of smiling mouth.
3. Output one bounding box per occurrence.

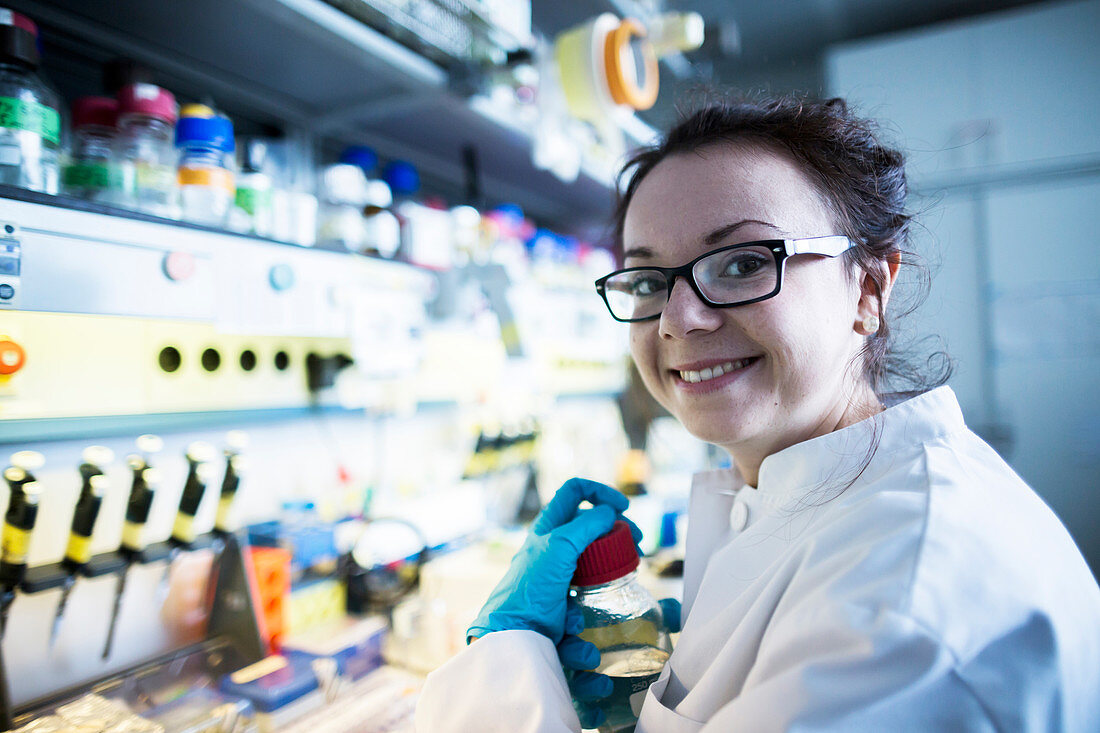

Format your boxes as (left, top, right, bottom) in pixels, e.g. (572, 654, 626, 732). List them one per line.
(676, 357, 760, 384)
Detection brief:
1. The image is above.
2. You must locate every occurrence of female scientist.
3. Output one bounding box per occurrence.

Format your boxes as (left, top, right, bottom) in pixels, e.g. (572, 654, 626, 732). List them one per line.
(416, 96, 1100, 731)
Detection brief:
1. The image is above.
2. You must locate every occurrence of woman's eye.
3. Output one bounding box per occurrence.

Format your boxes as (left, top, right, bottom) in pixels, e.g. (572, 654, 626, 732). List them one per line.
(722, 255, 766, 277)
(629, 275, 665, 296)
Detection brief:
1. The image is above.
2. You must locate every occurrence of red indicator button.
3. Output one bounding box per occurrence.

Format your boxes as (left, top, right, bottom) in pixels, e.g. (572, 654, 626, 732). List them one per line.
(0, 339, 26, 375)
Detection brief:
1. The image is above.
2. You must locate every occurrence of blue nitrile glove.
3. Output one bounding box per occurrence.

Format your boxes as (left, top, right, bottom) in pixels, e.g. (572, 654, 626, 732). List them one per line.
(659, 597, 682, 634)
(467, 478, 632, 644)
(560, 597, 683, 727)
(561, 601, 613, 728)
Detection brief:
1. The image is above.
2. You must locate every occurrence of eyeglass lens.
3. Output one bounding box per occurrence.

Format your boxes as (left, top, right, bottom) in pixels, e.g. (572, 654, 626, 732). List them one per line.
(603, 244, 779, 321)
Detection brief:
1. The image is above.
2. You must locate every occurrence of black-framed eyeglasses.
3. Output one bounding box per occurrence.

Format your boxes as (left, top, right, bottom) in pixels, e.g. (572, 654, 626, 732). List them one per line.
(594, 235, 852, 322)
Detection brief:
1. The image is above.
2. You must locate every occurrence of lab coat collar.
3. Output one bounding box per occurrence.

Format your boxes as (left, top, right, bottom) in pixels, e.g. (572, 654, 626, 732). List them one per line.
(753, 385, 966, 508)
(682, 386, 965, 615)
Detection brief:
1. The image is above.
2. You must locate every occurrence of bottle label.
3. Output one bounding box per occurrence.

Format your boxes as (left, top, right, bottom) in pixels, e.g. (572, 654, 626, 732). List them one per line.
(0, 97, 61, 145)
(62, 163, 124, 191)
(235, 186, 272, 216)
(179, 166, 235, 193)
(134, 163, 175, 193)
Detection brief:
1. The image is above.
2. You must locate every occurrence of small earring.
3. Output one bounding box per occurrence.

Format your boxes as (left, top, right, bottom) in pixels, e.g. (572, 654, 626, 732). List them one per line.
(862, 315, 881, 335)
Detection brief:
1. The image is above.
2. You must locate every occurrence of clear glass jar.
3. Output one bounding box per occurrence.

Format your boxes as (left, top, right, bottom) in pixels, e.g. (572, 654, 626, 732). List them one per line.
(230, 139, 273, 237)
(570, 521, 672, 733)
(316, 163, 369, 251)
(0, 11, 62, 194)
(62, 96, 119, 201)
(113, 84, 178, 217)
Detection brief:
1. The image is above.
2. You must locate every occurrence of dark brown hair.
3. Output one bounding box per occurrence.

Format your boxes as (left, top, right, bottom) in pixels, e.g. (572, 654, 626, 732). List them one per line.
(612, 94, 950, 395)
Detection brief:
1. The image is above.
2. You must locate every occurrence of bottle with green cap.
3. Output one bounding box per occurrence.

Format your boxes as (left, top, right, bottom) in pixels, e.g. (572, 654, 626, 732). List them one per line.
(0, 8, 62, 193)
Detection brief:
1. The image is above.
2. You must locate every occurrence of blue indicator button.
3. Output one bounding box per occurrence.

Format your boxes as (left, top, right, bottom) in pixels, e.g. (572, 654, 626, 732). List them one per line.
(0, 283, 14, 300)
(269, 264, 296, 291)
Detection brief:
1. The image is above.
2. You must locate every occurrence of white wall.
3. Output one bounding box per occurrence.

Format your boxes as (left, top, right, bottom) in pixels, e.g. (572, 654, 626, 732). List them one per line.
(827, 0, 1100, 576)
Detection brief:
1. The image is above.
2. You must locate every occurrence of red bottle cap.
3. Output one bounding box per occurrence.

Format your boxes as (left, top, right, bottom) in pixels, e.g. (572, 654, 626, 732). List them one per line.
(0, 9, 40, 68)
(572, 520, 639, 587)
(0, 9, 38, 36)
(117, 83, 177, 123)
(72, 96, 118, 128)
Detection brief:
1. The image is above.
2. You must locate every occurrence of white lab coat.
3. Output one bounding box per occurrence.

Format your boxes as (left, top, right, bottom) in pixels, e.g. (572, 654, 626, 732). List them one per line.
(416, 387, 1100, 731)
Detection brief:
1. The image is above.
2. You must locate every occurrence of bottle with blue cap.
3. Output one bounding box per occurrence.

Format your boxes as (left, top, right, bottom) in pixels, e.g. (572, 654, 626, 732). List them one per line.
(316, 159, 369, 251)
(340, 146, 399, 257)
(176, 104, 235, 227)
(383, 159, 457, 269)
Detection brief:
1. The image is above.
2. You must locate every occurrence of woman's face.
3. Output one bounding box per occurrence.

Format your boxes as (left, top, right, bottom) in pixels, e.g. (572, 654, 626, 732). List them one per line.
(624, 143, 874, 478)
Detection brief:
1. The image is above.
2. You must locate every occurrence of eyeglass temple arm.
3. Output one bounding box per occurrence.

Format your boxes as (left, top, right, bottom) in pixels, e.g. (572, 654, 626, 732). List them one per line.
(785, 235, 851, 257)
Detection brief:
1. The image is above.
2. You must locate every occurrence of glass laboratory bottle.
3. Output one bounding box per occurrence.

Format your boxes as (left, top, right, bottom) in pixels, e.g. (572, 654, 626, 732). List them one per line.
(232, 138, 273, 237)
(570, 520, 671, 733)
(114, 83, 178, 217)
(175, 105, 235, 227)
(62, 96, 119, 201)
(0, 9, 61, 193)
(316, 162, 369, 251)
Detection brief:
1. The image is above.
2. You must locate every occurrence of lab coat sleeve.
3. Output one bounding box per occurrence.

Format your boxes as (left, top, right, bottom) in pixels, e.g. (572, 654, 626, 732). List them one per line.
(415, 630, 582, 733)
(686, 602, 997, 732)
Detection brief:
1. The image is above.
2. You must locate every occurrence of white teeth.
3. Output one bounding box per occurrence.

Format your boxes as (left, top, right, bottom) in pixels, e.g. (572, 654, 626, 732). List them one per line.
(679, 359, 753, 383)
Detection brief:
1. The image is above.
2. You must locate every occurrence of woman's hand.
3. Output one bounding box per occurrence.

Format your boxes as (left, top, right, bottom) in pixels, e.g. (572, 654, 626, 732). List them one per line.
(466, 478, 632, 644)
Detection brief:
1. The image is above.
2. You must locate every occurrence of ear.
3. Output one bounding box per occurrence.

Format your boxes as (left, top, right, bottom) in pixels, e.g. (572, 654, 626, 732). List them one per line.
(855, 252, 901, 334)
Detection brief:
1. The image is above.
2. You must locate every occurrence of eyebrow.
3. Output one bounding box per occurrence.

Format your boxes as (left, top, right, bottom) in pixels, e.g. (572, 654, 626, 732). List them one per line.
(623, 219, 786, 261)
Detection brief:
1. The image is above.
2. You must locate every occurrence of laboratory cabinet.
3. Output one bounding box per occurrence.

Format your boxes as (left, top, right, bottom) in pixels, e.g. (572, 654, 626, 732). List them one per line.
(826, 0, 1100, 187)
(827, 0, 1100, 578)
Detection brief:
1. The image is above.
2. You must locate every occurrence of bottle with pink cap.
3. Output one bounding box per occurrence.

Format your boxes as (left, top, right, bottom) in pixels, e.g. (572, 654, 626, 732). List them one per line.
(112, 82, 178, 217)
(62, 96, 120, 201)
(570, 519, 672, 732)
(0, 7, 61, 193)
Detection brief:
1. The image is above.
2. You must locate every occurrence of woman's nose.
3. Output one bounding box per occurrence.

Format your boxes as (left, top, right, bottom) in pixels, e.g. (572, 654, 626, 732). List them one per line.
(659, 277, 723, 338)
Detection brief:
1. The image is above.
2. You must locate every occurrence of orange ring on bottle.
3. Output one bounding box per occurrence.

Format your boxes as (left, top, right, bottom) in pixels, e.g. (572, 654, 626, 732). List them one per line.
(604, 18, 659, 110)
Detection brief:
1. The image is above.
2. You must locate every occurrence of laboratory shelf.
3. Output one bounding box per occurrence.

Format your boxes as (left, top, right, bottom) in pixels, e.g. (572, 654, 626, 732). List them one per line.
(0, 185, 308, 250)
(0, 405, 365, 445)
(5, 0, 628, 231)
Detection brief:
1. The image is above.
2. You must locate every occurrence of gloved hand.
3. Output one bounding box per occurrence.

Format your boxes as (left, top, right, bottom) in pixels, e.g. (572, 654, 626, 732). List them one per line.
(659, 597, 682, 634)
(560, 595, 683, 727)
(467, 478, 632, 644)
